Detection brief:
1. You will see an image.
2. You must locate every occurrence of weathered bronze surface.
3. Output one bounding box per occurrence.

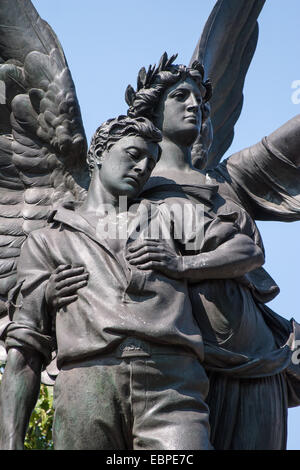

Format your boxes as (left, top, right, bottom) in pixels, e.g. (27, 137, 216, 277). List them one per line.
(0, 0, 299, 450)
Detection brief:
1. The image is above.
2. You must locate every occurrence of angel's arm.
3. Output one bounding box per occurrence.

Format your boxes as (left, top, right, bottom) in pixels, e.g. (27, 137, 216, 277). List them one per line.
(267, 114, 300, 167)
(126, 234, 264, 282)
(214, 116, 300, 222)
(45, 265, 89, 311)
(183, 234, 264, 282)
(0, 348, 42, 450)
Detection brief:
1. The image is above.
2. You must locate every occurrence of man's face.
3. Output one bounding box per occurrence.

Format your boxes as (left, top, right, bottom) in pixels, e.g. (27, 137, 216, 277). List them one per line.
(154, 77, 203, 147)
(99, 135, 159, 199)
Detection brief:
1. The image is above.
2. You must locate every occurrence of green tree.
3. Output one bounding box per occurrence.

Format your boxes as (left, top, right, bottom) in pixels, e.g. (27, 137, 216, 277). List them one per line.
(24, 384, 54, 450)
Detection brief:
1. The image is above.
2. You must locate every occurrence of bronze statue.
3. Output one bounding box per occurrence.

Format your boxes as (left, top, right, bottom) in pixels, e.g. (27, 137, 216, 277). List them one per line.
(0, 115, 216, 450)
(1, 103, 268, 449)
(0, 0, 299, 451)
(0, 113, 268, 450)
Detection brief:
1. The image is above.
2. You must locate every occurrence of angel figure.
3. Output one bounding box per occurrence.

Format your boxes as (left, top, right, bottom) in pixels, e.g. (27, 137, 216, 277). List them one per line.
(120, 45, 300, 456)
(0, 0, 298, 451)
(122, 9, 300, 452)
(122, 49, 300, 449)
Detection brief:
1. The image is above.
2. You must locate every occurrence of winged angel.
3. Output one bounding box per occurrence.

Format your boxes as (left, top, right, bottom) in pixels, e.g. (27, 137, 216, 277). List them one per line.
(0, 0, 300, 450)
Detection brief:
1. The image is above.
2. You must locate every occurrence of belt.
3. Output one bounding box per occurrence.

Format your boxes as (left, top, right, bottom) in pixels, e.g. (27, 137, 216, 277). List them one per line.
(114, 337, 195, 358)
(61, 337, 196, 370)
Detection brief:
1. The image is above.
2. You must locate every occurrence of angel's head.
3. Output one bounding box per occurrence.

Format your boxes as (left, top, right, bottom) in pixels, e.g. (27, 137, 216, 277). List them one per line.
(87, 115, 162, 199)
(125, 53, 213, 168)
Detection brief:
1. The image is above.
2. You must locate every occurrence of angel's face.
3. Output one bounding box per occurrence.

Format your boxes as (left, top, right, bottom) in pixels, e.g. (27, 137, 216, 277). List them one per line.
(99, 135, 159, 199)
(154, 77, 202, 147)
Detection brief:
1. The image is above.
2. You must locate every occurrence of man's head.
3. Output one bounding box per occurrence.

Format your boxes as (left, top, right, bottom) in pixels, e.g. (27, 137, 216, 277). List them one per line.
(125, 53, 213, 167)
(87, 115, 162, 199)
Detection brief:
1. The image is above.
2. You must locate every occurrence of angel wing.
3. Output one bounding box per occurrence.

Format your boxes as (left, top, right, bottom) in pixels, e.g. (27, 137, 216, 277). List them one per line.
(0, 0, 89, 338)
(190, 0, 266, 169)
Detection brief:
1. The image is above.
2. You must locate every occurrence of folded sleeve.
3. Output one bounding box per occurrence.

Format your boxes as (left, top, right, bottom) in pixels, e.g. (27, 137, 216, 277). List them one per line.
(4, 231, 55, 365)
(215, 137, 300, 222)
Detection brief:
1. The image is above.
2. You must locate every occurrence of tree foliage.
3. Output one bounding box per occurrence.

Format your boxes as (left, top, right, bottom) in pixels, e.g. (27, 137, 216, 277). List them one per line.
(24, 384, 54, 450)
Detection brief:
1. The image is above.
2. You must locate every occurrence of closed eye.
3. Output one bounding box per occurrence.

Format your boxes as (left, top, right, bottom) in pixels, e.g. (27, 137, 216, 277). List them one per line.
(126, 150, 140, 160)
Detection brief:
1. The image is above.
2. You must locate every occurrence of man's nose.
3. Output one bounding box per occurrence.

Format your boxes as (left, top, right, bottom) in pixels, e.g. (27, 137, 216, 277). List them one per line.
(133, 157, 148, 175)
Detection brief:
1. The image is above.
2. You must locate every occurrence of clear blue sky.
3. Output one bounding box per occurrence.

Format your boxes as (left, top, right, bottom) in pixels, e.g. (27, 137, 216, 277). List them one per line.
(32, 0, 300, 450)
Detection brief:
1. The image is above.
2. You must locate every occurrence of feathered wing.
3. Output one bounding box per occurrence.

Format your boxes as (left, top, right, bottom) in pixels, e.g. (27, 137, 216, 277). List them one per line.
(190, 0, 266, 169)
(0, 0, 89, 338)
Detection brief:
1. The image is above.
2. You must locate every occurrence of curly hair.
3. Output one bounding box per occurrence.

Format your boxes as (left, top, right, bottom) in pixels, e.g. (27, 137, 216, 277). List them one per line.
(125, 53, 213, 169)
(87, 115, 162, 174)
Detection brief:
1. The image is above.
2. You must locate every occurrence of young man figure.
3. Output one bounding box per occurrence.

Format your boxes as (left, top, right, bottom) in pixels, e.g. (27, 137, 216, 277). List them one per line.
(0, 115, 213, 450)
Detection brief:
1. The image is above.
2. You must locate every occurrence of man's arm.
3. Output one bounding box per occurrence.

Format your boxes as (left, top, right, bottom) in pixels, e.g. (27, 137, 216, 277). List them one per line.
(125, 234, 264, 282)
(0, 348, 42, 450)
(0, 231, 56, 449)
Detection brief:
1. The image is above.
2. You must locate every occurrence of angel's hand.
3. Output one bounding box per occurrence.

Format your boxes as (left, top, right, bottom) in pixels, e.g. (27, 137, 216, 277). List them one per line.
(45, 265, 89, 312)
(126, 240, 184, 280)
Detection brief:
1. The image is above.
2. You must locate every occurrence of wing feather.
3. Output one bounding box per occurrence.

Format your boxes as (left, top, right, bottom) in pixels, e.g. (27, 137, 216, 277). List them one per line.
(0, 0, 66, 64)
(190, 0, 265, 169)
(0, 0, 89, 332)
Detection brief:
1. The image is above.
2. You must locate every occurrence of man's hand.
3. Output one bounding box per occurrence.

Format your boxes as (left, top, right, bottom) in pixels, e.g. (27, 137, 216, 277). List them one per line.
(45, 265, 89, 311)
(126, 240, 184, 280)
